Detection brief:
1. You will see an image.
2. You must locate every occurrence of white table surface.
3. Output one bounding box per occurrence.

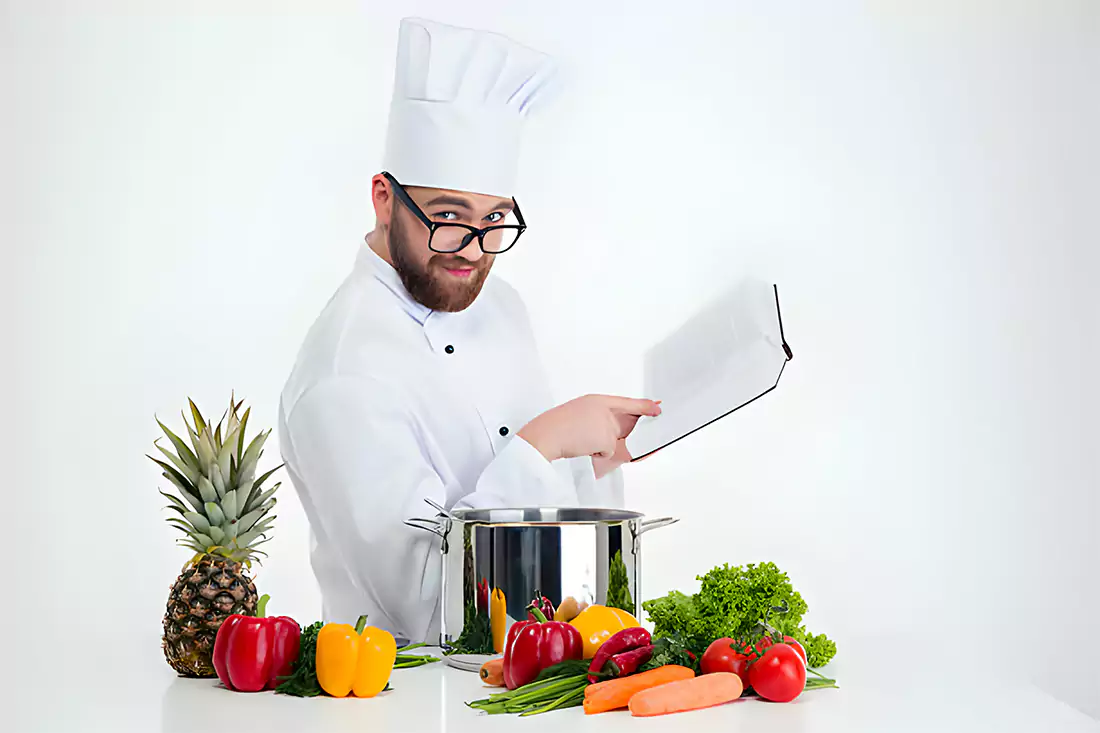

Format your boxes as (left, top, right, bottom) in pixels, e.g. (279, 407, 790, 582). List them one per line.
(9, 632, 1098, 732)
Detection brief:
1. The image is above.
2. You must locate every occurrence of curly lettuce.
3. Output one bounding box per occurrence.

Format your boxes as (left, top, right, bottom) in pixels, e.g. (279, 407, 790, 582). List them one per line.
(642, 561, 836, 668)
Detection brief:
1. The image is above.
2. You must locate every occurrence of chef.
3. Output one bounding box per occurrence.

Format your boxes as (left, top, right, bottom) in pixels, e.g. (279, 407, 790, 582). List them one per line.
(278, 17, 660, 644)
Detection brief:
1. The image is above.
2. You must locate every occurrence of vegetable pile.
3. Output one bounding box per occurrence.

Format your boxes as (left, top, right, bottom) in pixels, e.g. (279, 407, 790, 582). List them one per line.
(468, 561, 838, 718)
(642, 561, 837, 668)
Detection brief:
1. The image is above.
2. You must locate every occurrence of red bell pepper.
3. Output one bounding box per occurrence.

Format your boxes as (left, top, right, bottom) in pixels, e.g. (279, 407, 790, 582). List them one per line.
(526, 589, 555, 622)
(503, 604, 583, 690)
(212, 594, 301, 692)
(477, 578, 490, 614)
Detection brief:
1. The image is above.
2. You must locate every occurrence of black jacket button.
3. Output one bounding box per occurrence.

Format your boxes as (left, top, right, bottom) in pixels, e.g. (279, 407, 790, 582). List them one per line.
(499, 426, 509, 436)
(444, 344, 454, 354)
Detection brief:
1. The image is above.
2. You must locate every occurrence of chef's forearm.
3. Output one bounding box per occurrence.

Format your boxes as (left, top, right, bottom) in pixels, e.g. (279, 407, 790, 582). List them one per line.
(516, 421, 562, 462)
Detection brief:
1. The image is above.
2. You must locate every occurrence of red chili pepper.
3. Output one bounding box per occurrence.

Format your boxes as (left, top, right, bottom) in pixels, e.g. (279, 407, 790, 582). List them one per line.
(526, 589, 555, 621)
(212, 594, 301, 692)
(476, 578, 490, 614)
(587, 626, 651, 683)
(502, 604, 583, 690)
(607, 644, 654, 676)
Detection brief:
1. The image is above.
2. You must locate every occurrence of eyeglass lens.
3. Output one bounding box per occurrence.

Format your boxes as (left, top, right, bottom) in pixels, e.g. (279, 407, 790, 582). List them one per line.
(430, 226, 522, 254)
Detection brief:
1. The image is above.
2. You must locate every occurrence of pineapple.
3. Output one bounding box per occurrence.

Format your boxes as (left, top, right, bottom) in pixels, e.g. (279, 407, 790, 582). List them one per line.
(149, 395, 281, 677)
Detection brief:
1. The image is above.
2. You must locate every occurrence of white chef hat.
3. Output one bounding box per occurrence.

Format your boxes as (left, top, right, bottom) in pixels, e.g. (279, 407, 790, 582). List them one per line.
(381, 17, 557, 199)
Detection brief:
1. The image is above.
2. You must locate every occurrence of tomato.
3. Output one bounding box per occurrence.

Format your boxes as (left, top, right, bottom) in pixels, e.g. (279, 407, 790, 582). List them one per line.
(748, 643, 807, 703)
(756, 635, 807, 667)
(700, 637, 752, 687)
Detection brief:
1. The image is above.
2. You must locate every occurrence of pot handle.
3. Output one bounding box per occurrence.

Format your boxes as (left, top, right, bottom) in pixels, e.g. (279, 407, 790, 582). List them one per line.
(637, 516, 679, 536)
(423, 497, 459, 521)
(404, 517, 446, 539)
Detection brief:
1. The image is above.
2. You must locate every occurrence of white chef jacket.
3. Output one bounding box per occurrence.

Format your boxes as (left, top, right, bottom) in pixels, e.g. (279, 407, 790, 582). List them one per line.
(278, 240, 623, 643)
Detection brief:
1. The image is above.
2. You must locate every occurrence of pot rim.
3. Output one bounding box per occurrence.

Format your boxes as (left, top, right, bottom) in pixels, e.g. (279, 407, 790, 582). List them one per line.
(447, 506, 646, 525)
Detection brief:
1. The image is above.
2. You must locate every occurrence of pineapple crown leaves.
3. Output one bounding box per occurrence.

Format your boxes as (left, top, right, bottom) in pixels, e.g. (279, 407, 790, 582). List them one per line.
(149, 393, 283, 565)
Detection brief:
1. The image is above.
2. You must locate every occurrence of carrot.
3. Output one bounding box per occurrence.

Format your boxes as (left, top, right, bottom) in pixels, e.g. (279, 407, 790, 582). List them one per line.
(583, 665, 695, 714)
(628, 672, 743, 717)
(479, 658, 505, 687)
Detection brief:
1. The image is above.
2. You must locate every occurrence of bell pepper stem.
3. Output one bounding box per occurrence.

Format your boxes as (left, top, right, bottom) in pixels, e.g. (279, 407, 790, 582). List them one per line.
(354, 615, 368, 634)
(526, 603, 549, 624)
(256, 593, 270, 618)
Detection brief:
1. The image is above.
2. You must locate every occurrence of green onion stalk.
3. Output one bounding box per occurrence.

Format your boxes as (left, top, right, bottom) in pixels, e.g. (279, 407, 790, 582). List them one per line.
(395, 642, 441, 669)
(468, 672, 590, 716)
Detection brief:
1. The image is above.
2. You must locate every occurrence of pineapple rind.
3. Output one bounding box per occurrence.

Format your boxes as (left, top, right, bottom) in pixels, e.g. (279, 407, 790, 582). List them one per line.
(163, 554, 258, 677)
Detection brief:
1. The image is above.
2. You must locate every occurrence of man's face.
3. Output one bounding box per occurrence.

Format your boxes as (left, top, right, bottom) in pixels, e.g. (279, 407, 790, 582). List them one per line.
(387, 185, 515, 313)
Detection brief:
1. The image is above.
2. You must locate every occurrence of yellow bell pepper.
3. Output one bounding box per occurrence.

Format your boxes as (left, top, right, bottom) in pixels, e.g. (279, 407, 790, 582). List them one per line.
(490, 588, 507, 654)
(568, 604, 640, 659)
(315, 615, 397, 698)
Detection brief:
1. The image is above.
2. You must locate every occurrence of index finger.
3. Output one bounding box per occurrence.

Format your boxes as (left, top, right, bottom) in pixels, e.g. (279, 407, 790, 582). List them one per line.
(601, 396, 662, 417)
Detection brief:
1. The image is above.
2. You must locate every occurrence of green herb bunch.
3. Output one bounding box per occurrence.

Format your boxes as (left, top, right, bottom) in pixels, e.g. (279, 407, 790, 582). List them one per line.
(276, 621, 324, 696)
(639, 633, 700, 673)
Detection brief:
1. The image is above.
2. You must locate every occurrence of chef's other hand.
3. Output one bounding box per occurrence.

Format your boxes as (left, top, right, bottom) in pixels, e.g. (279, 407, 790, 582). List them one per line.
(517, 394, 661, 464)
(592, 439, 632, 480)
(591, 399, 664, 477)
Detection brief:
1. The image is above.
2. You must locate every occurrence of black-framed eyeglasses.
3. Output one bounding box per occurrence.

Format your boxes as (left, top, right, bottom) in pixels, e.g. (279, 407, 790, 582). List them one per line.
(382, 171, 527, 255)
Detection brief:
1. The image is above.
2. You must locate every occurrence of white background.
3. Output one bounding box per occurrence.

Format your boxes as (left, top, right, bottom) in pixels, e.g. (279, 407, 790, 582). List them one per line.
(4, 0, 1098, 724)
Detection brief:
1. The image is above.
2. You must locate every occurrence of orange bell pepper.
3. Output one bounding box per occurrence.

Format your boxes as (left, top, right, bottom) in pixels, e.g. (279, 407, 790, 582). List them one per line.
(315, 615, 397, 698)
(568, 605, 640, 659)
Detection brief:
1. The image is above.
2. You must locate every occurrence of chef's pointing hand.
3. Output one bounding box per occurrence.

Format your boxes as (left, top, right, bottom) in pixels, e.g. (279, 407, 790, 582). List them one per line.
(517, 394, 661, 466)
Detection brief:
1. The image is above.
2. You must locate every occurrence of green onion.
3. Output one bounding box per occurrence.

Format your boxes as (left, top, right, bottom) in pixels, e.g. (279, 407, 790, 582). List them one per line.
(393, 654, 440, 669)
(468, 672, 590, 716)
(518, 685, 587, 716)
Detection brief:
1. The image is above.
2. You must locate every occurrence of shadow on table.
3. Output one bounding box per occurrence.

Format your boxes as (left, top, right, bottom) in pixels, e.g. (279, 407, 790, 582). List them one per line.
(160, 676, 225, 733)
(160, 674, 444, 733)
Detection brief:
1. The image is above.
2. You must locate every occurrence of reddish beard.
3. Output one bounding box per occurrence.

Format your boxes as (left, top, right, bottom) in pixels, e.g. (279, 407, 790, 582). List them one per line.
(388, 214, 492, 312)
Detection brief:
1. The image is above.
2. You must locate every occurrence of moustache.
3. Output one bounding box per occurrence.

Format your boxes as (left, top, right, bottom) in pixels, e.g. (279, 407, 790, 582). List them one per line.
(431, 256, 485, 270)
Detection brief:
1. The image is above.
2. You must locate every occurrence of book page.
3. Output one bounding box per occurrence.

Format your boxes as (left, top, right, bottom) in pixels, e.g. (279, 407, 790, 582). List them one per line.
(625, 279, 790, 460)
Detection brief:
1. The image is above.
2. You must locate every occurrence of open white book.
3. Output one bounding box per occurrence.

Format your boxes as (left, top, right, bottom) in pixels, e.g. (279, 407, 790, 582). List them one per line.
(625, 279, 793, 461)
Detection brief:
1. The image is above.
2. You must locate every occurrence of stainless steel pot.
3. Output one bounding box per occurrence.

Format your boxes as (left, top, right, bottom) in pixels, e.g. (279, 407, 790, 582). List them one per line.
(406, 499, 678, 656)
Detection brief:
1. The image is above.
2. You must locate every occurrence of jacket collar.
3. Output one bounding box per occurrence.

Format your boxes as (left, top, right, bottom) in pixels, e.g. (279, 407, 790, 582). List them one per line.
(355, 236, 433, 325)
